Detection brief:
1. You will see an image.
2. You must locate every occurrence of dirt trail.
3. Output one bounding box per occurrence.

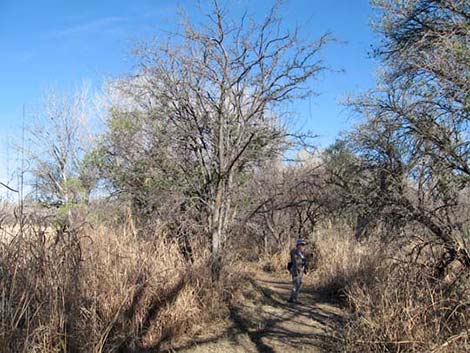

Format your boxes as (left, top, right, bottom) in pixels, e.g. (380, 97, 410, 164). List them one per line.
(167, 271, 345, 353)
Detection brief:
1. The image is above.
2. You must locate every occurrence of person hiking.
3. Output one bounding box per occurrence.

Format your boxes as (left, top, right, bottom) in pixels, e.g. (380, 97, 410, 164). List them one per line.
(288, 238, 307, 304)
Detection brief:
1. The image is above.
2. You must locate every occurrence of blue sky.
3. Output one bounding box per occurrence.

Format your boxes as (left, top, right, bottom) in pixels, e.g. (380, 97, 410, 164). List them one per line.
(0, 0, 379, 188)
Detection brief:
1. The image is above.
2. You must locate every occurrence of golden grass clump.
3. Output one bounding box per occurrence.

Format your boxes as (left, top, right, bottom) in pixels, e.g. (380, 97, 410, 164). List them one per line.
(313, 227, 385, 303)
(0, 221, 237, 353)
(313, 227, 470, 353)
(344, 265, 469, 353)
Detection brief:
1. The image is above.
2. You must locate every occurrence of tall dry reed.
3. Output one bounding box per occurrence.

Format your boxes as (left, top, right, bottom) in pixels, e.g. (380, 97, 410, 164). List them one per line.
(313, 227, 469, 352)
(0, 220, 237, 353)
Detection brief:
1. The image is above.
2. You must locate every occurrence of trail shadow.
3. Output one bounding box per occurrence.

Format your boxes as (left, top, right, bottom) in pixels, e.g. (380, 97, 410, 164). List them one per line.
(228, 276, 344, 353)
(229, 307, 275, 353)
(161, 274, 345, 353)
(254, 277, 344, 322)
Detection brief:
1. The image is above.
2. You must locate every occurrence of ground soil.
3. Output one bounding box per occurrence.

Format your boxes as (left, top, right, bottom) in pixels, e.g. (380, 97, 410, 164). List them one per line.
(163, 270, 345, 353)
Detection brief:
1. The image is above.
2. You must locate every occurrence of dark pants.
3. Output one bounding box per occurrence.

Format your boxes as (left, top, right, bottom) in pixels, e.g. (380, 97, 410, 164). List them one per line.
(289, 273, 303, 302)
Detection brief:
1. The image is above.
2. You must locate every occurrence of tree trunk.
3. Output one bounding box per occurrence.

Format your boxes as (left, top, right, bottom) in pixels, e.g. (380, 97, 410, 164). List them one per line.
(211, 227, 222, 282)
(211, 179, 224, 281)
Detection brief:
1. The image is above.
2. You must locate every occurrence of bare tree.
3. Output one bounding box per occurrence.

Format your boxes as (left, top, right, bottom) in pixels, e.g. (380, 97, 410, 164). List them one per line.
(242, 158, 324, 254)
(345, 0, 470, 273)
(106, 0, 329, 278)
(27, 85, 94, 223)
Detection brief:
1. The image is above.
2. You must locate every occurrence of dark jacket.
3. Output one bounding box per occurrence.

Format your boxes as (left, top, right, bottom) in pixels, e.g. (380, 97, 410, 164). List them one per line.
(289, 248, 305, 276)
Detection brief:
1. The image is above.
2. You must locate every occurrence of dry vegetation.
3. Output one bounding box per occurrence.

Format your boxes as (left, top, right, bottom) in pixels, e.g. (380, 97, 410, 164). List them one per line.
(313, 226, 470, 353)
(1, 1, 469, 352)
(1, 216, 468, 352)
(0, 215, 244, 353)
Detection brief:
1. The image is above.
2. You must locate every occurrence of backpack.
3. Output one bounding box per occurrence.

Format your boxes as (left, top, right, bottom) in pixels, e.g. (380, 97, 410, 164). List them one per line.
(287, 261, 293, 272)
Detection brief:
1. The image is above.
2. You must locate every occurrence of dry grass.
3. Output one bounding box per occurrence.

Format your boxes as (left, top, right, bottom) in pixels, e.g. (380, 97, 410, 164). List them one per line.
(2, 214, 467, 353)
(0, 220, 240, 353)
(313, 227, 385, 303)
(345, 264, 469, 353)
(259, 249, 290, 273)
(312, 227, 470, 353)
